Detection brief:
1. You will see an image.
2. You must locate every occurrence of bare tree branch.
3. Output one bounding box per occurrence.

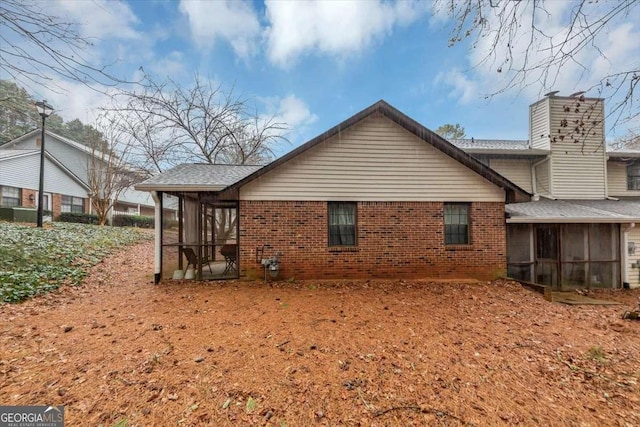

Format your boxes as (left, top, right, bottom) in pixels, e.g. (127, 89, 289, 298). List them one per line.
(86, 113, 146, 225)
(435, 0, 639, 131)
(104, 74, 289, 171)
(0, 0, 136, 94)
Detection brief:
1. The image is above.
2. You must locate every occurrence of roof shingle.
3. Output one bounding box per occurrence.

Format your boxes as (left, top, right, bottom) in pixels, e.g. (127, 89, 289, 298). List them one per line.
(135, 164, 262, 191)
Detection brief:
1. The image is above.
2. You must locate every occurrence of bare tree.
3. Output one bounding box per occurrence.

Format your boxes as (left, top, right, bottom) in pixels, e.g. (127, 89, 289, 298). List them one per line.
(107, 74, 288, 172)
(435, 0, 639, 131)
(86, 114, 145, 225)
(0, 0, 132, 93)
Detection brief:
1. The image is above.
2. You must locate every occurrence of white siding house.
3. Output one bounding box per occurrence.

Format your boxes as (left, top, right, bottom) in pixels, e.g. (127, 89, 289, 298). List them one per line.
(0, 150, 87, 197)
(241, 114, 504, 202)
(452, 94, 639, 289)
(0, 129, 156, 218)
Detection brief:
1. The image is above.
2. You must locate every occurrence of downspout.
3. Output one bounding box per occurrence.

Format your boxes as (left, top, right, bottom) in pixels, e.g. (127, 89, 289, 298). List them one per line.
(622, 222, 635, 288)
(603, 154, 609, 198)
(152, 191, 162, 284)
(531, 155, 550, 200)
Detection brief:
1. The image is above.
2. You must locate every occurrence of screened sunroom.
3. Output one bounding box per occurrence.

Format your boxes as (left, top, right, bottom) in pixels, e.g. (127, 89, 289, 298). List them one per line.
(507, 223, 621, 289)
(135, 164, 261, 283)
(505, 199, 640, 290)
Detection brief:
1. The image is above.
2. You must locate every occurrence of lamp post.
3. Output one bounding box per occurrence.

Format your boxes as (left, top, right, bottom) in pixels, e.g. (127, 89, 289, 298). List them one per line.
(35, 100, 54, 228)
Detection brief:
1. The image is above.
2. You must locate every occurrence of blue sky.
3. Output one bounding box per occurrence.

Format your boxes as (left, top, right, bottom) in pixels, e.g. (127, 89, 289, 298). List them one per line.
(15, 0, 640, 156)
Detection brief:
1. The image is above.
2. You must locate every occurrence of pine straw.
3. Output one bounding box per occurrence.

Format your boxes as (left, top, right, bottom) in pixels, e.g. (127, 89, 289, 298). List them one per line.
(1, 240, 639, 426)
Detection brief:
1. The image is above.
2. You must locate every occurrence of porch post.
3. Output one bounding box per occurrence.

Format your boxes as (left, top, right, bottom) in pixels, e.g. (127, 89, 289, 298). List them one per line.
(152, 191, 162, 284)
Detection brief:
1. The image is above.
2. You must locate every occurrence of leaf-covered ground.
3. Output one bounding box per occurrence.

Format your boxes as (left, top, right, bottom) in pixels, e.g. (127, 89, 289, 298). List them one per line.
(0, 222, 151, 303)
(0, 239, 639, 426)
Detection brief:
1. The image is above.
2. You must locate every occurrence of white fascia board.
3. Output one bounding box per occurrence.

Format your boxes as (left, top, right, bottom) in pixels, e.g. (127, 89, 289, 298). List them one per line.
(134, 184, 226, 192)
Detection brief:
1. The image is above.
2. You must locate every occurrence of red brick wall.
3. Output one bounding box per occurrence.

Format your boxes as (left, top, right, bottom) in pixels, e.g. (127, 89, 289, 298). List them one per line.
(21, 188, 36, 208)
(51, 193, 62, 218)
(239, 201, 506, 281)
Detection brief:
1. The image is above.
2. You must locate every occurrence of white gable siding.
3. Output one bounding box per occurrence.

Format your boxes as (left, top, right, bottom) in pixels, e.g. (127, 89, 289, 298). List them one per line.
(0, 154, 87, 197)
(607, 161, 640, 197)
(529, 98, 551, 150)
(488, 159, 533, 193)
(10, 134, 89, 183)
(240, 114, 505, 202)
(118, 187, 154, 206)
(548, 97, 606, 199)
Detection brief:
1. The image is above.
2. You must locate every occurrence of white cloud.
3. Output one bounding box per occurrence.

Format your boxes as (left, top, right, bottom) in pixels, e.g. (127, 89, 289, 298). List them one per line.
(433, 0, 640, 117)
(149, 51, 187, 79)
(264, 0, 427, 68)
(178, 0, 261, 58)
(55, 0, 140, 40)
(274, 95, 318, 129)
(434, 69, 477, 104)
(258, 94, 318, 147)
(34, 79, 112, 124)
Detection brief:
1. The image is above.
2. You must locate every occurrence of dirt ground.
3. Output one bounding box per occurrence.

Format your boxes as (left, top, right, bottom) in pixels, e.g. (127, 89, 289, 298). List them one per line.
(1, 240, 639, 426)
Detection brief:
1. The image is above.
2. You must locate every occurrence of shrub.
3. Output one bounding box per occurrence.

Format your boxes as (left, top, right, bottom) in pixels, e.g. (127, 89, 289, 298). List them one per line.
(112, 214, 154, 228)
(163, 218, 178, 229)
(56, 212, 99, 224)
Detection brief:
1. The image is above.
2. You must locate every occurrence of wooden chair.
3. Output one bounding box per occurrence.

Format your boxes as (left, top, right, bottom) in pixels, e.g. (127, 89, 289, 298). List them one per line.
(182, 247, 213, 276)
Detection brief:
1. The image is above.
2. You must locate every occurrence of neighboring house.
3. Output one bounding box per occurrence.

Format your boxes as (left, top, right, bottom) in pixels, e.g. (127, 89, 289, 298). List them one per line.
(450, 94, 640, 289)
(136, 100, 530, 284)
(0, 129, 160, 219)
(0, 149, 89, 214)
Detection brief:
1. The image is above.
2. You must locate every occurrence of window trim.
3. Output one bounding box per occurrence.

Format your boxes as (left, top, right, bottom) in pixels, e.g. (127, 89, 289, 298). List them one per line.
(327, 201, 357, 247)
(627, 162, 640, 190)
(61, 195, 84, 213)
(444, 202, 471, 246)
(0, 186, 21, 207)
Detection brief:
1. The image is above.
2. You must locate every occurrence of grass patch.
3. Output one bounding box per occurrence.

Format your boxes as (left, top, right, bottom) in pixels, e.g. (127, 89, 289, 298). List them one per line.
(0, 222, 151, 303)
(585, 346, 607, 363)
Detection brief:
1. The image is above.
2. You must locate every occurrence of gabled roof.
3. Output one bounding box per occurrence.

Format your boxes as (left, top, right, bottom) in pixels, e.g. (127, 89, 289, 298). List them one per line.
(135, 164, 262, 192)
(0, 148, 89, 190)
(223, 100, 530, 200)
(0, 129, 99, 156)
(0, 149, 39, 160)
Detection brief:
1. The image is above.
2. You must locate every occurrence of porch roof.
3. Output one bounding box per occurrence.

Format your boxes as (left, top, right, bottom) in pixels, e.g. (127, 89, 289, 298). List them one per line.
(506, 199, 640, 223)
(135, 164, 262, 192)
(450, 139, 549, 156)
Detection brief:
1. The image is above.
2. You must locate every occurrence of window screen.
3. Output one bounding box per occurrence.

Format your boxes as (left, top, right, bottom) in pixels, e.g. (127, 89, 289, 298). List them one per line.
(444, 203, 469, 245)
(328, 202, 356, 246)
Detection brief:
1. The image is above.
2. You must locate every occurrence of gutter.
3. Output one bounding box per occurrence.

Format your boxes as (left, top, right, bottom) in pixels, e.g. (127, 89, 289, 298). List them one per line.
(506, 217, 638, 224)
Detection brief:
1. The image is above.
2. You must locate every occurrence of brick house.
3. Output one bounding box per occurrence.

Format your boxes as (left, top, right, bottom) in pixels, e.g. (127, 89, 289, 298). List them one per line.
(136, 100, 529, 283)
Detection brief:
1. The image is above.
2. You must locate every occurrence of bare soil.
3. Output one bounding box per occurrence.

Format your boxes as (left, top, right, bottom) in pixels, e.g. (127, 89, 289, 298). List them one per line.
(1, 240, 639, 426)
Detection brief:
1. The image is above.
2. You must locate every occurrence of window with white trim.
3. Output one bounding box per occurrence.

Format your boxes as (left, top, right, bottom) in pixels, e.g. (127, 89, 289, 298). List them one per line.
(0, 186, 21, 207)
(628, 162, 640, 190)
(61, 195, 84, 213)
